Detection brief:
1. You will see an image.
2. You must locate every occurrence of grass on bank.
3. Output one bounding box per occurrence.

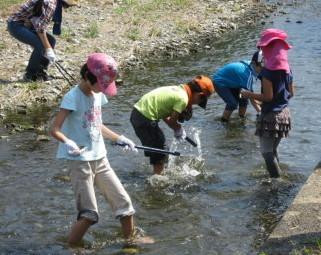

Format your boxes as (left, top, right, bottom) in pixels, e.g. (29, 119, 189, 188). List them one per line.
(84, 22, 99, 39)
(0, 0, 23, 9)
(0, 0, 24, 16)
(114, 0, 192, 15)
(113, 0, 195, 41)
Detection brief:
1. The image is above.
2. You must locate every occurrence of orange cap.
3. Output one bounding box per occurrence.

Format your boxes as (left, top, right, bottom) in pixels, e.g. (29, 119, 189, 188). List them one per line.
(193, 75, 215, 97)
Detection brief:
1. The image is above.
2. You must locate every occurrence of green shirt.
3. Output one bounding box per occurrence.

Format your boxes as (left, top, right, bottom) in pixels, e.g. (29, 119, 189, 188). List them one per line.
(134, 85, 188, 120)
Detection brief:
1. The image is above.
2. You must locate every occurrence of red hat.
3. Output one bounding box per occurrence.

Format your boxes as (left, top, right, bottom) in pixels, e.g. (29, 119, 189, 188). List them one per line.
(257, 28, 292, 49)
(86, 53, 118, 96)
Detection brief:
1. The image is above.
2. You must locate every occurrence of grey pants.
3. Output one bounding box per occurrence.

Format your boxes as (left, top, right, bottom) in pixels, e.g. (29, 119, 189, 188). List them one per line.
(259, 136, 282, 178)
(259, 136, 281, 159)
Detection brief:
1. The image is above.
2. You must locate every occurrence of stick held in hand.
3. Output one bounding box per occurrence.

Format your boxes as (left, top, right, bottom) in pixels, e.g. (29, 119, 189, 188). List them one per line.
(185, 136, 197, 147)
(116, 143, 181, 156)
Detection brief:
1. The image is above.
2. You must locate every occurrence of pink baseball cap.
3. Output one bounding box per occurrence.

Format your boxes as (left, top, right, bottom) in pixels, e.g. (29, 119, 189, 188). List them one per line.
(86, 53, 118, 96)
(257, 28, 292, 49)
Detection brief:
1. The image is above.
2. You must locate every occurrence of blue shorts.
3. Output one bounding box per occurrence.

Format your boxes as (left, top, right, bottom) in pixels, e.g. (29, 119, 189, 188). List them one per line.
(215, 85, 249, 111)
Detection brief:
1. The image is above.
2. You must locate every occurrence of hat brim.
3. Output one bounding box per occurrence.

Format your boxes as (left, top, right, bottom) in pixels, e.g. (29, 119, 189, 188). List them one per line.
(257, 37, 292, 49)
(99, 80, 117, 96)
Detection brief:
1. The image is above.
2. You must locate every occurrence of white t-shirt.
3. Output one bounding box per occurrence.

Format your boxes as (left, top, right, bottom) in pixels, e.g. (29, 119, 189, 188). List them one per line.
(56, 85, 108, 161)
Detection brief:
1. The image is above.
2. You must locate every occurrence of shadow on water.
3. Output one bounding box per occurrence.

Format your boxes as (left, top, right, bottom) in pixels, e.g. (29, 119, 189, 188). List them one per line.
(1, 1, 321, 254)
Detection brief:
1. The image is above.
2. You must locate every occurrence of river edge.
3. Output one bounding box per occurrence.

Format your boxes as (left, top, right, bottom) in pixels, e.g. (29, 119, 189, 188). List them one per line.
(0, 0, 286, 132)
(260, 162, 321, 255)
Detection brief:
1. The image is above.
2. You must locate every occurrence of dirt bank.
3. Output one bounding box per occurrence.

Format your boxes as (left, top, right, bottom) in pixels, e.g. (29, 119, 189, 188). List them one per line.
(0, 0, 282, 129)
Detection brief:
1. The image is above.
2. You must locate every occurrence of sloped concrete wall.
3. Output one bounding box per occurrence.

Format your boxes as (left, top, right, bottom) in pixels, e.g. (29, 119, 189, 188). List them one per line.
(261, 162, 321, 254)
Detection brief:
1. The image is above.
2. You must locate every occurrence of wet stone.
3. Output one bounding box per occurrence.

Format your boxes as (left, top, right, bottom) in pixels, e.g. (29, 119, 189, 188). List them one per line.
(36, 135, 51, 142)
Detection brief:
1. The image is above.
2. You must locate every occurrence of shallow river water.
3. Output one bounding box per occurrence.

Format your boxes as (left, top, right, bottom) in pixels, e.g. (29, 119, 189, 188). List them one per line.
(1, 1, 321, 254)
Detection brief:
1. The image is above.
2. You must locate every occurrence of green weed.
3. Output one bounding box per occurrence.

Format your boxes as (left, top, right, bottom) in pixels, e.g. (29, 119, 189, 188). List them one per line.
(127, 28, 140, 41)
(61, 27, 75, 42)
(85, 22, 99, 38)
(0, 42, 6, 51)
(26, 82, 39, 91)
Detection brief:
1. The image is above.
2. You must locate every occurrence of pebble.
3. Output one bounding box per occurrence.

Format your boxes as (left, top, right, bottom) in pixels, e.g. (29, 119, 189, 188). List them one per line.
(36, 135, 51, 142)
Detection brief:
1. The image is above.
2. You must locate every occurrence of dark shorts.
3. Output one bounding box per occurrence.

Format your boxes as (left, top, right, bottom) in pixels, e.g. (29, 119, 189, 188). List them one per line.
(130, 108, 167, 165)
(215, 85, 249, 111)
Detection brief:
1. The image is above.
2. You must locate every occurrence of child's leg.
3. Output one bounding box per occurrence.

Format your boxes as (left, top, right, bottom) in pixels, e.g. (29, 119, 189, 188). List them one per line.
(131, 109, 167, 174)
(68, 161, 99, 245)
(238, 106, 247, 118)
(215, 86, 238, 121)
(222, 110, 233, 122)
(120, 215, 134, 239)
(273, 137, 282, 162)
(153, 162, 165, 175)
(120, 215, 155, 245)
(94, 158, 135, 238)
(238, 96, 249, 118)
(68, 218, 93, 245)
(260, 136, 282, 178)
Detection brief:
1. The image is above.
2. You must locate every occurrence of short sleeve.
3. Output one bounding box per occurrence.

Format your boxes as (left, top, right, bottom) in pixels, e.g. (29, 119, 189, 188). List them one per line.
(173, 98, 188, 114)
(101, 94, 108, 106)
(60, 91, 77, 111)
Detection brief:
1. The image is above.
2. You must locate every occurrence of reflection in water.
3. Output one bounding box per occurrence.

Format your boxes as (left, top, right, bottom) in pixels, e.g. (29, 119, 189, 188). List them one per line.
(0, 1, 321, 254)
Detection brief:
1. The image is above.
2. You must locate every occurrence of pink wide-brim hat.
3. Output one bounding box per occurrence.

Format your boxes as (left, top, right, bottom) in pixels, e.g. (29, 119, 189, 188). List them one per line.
(257, 28, 292, 49)
(87, 53, 118, 96)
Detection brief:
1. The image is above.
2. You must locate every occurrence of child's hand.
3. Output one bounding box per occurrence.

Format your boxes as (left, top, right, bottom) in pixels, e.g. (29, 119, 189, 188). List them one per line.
(117, 135, 138, 153)
(240, 89, 251, 99)
(64, 139, 82, 156)
(174, 127, 186, 140)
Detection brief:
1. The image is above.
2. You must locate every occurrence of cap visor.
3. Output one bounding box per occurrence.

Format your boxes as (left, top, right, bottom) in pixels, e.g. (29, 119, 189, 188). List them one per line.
(100, 81, 117, 96)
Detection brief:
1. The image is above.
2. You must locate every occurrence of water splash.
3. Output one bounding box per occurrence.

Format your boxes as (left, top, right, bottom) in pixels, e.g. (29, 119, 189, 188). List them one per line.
(147, 128, 204, 189)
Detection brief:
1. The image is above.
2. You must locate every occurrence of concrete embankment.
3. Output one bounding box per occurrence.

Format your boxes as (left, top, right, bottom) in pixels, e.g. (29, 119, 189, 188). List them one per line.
(261, 162, 321, 254)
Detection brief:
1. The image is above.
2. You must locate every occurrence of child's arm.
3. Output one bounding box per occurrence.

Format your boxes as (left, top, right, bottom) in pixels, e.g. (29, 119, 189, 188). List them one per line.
(51, 109, 82, 155)
(163, 111, 186, 139)
(250, 98, 261, 113)
(101, 124, 137, 152)
(163, 111, 181, 131)
(51, 109, 71, 143)
(100, 124, 121, 142)
(289, 82, 295, 98)
(241, 77, 273, 102)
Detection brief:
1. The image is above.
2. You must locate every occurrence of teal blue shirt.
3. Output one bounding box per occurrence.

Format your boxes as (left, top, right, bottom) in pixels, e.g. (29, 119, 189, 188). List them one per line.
(56, 85, 108, 161)
(213, 61, 257, 91)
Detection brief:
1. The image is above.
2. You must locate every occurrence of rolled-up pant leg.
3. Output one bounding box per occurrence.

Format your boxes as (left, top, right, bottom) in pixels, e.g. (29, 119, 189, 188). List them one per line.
(94, 157, 135, 219)
(69, 160, 99, 224)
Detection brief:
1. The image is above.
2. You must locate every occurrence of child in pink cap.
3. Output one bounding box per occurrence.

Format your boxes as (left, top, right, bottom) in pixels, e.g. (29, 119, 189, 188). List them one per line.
(241, 29, 295, 178)
(51, 53, 154, 245)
